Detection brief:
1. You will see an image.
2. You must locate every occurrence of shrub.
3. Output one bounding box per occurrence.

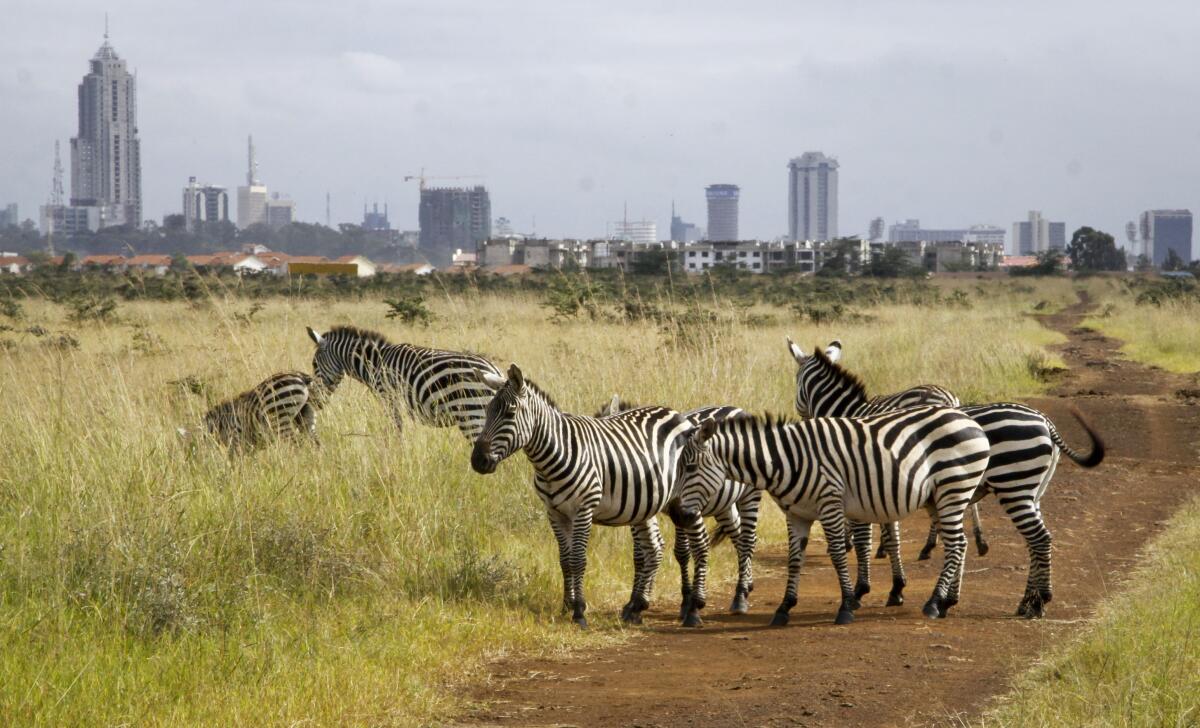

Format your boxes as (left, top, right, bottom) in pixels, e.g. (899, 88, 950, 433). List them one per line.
(66, 294, 118, 323)
(384, 294, 434, 327)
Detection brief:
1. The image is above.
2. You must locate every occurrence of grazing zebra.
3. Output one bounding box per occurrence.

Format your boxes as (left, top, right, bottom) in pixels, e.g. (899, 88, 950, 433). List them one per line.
(788, 338, 990, 560)
(306, 325, 501, 440)
(598, 397, 761, 617)
(472, 365, 695, 628)
(180, 371, 325, 452)
(679, 406, 992, 625)
(787, 338, 1106, 618)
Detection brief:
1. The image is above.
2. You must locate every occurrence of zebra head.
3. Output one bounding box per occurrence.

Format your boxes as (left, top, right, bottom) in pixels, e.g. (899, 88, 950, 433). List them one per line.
(471, 363, 533, 474)
(676, 418, 725, 521)
(307, 326, 346, 392)
(786, 336, 842, 417)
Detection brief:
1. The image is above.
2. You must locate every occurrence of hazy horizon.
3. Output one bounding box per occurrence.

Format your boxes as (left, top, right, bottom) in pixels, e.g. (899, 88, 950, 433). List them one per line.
(2, 1, 1197, 251)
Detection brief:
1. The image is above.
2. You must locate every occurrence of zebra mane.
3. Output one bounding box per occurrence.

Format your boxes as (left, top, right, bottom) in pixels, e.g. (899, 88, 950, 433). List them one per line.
(518, 376, 560, 411)
(594, 396, 638, 417)
(325, 325, 392, 346)
(810, 347, 869, 402)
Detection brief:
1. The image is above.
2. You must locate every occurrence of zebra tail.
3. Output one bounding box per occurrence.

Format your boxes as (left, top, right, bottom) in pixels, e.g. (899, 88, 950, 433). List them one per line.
(1050, 406, 1106, 468)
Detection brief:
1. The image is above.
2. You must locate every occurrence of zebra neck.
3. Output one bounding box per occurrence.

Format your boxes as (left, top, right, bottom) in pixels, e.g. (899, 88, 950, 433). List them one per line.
(521, 389, 566, 466)
(712, 418, 797, 489)
(345, 340, 413, 394)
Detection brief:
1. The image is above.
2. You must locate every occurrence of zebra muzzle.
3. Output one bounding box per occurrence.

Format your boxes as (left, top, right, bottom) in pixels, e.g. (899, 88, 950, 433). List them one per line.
(471, 442, 498, 474)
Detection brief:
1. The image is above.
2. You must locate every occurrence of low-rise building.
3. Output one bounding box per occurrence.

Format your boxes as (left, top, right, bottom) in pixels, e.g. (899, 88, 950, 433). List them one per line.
(126, 254, 173, 275)
(0, 254, 31, 275)
(335, 255, 377, 277)
(79, 254, 128, 272)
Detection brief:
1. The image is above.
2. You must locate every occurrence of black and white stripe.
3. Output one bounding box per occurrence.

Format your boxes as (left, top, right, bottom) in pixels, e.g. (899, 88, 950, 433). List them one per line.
(788, 338, 1105, 618)
(790, 338, 990, 559)
(599, 397, 761, 618)
(681, 406, 992, 624)
(191, 371, 324, 451)
(306, 325, 501, 440)
(472, 365, 695, 628)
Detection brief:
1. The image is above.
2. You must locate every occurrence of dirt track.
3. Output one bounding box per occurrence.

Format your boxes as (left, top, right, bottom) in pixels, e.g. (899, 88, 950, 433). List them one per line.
(460, 294, 1200, 727)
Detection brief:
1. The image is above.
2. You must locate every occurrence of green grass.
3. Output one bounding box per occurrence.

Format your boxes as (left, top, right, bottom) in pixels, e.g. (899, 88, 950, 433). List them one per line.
(978, 494, 1200, 727)
(1085, 298, 1200, 373)
(0, 282, 1073, 725)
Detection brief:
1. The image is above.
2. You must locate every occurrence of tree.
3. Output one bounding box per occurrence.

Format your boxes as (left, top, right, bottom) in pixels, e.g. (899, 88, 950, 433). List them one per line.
(863, 245, 918, 278)
(817, 237, 864, 277)
(1010, 249, 1064, 277)
(1164, 248, 1185, 271)
(1066, 227, 1127, 272)
(1135, 254, 1154, 272)
(630, 248, 675, 276)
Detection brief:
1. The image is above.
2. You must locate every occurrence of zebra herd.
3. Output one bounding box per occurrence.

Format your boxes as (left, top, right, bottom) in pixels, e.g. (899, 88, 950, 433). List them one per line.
(188, 324, 1104, 629)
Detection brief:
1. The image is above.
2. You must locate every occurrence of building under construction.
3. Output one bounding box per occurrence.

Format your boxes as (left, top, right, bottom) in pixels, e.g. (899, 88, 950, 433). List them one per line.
(418, 186, 491, 266)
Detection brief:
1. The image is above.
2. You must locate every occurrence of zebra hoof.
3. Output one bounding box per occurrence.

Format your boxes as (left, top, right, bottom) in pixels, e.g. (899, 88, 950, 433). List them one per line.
(886, 591, 904, 607)
(573, 616, 589, 629)
(770, 611, 789, 627)
(621, 610, 644, 625)
(729, 592, 750, 614)
(834, 608, 855, 625)
(678, 599, 691, 620)
(853, 581, 870, 601)
(682, 610, 703, 628)
(922, 599, 942, 619)
(917, 546, 935, 561)
(975, 539, 990, 557)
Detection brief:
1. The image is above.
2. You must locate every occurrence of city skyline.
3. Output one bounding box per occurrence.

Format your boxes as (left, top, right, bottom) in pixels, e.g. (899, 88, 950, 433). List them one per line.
(2, 3, 1198, 247)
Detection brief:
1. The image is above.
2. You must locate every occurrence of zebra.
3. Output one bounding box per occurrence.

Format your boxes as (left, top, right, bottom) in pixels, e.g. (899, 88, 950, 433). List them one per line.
(598, 396, 761, 617)
(787, 338, 1106, 618)
(471, 364, 696, 628)
(179, 371, 325, 452)
(679, 406, 992, 625)
(306, 325, 501, 440)
(787, 338, 990, 560)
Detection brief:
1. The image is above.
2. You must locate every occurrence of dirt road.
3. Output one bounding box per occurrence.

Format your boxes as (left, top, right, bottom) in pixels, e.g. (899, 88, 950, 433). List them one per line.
(460, 295, 1200, 727)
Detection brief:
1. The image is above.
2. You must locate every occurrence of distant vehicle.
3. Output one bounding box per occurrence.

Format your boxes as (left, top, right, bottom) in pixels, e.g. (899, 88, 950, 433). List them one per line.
(1160, 271, 1195, 279)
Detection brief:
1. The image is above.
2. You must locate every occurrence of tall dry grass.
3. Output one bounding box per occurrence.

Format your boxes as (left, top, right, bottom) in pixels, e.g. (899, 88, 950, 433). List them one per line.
(0, 279, 1071, 725)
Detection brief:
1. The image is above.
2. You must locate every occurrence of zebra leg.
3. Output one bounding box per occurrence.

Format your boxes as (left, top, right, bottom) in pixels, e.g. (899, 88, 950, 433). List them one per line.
(918, 514, 939, 561)
(880, 521, 907, 606)
(874, 523, 889, 559)
(971, 503, 989, 556)
(672, 522, 692, 620)
(568, 508, 594, 629)
(623, 520, 663, 625)
(819, 502, 857, 625)
(738, 489, 763, 598)
(546, 508, 573, 614)
(680, 513, 710, 627)
(714, 505, 748, 614)
(771, 513, 813, 627)
(1010, 500, 1053, 619)
(849, 520, 872, 607)
(623, 528, 648, 622)
(923, 503, 968, 619)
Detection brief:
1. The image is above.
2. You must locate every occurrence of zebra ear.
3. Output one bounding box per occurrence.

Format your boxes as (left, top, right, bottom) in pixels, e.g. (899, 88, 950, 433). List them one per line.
(606, 394, 621, 415)
(786, 336, 807, 363)
(507, 363, 526, 391)
(307, 326, 324, 346)
(480, 371, 507, 391)
(176, 427, 191, 440)
(694, 417, 719, 445)
(824, 340, 843, 363)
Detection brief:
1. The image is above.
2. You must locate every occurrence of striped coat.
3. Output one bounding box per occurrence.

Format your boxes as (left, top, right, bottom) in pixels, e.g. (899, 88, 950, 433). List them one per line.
(194, 371, 324, 451)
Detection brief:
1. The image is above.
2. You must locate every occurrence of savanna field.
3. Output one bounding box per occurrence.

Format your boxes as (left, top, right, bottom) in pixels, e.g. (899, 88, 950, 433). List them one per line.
(1, 273, 1198, 726)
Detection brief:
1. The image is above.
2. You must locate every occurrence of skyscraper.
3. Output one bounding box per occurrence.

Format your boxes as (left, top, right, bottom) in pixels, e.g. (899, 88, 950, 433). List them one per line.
(69, 28, 142, 227)
(236, 136, 269, 229)
(705, 184, 739, 241)
(670, 202, 702, 243)
(1011, 210, 1066, 255)
(418, 186, 491, 266)
(182, 177, 229, 232)
(1139, 210, 1193, 266)
(788, 152, 838, 241)
(868, 217, 885, 242)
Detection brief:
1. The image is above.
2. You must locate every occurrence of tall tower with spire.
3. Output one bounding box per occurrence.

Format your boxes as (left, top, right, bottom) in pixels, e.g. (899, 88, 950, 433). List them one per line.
(69, 21, 142, 227)
(236, 134, 269, 228)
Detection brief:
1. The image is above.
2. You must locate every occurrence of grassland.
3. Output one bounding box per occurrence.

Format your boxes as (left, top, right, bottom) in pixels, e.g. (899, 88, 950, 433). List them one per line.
(0, 277, 1076, 725)
(1083, 277, 1200, 373)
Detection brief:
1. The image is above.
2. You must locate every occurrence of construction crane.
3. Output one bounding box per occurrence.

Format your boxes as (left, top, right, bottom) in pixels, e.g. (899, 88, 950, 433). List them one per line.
(402, 168, 485, 192)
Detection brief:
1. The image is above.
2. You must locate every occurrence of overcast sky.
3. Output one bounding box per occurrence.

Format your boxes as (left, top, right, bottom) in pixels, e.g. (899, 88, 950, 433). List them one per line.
(2, 0, 1197, 249)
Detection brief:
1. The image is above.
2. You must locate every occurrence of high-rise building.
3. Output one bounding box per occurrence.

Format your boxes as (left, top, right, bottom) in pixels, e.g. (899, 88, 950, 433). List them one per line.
(363, 203, 390, 231)
(868, 217, 884, 242)
(670, 202, 703, 243)
(236, 136, 269, 229)
(182, 177, 229, 232)
(705, 184, 739, 241)
(1011, 211, 1066, 255)
(0, 204, 18, 229)
(610, 219, 658, 244)
(69, 30, 142, 227)
(1139, 209, 1193, 267)
(887, 219, 1006, 247)
(787, 152, 838, 241)
(418, 186, 491, 266)
(265, 194, 295, 230)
